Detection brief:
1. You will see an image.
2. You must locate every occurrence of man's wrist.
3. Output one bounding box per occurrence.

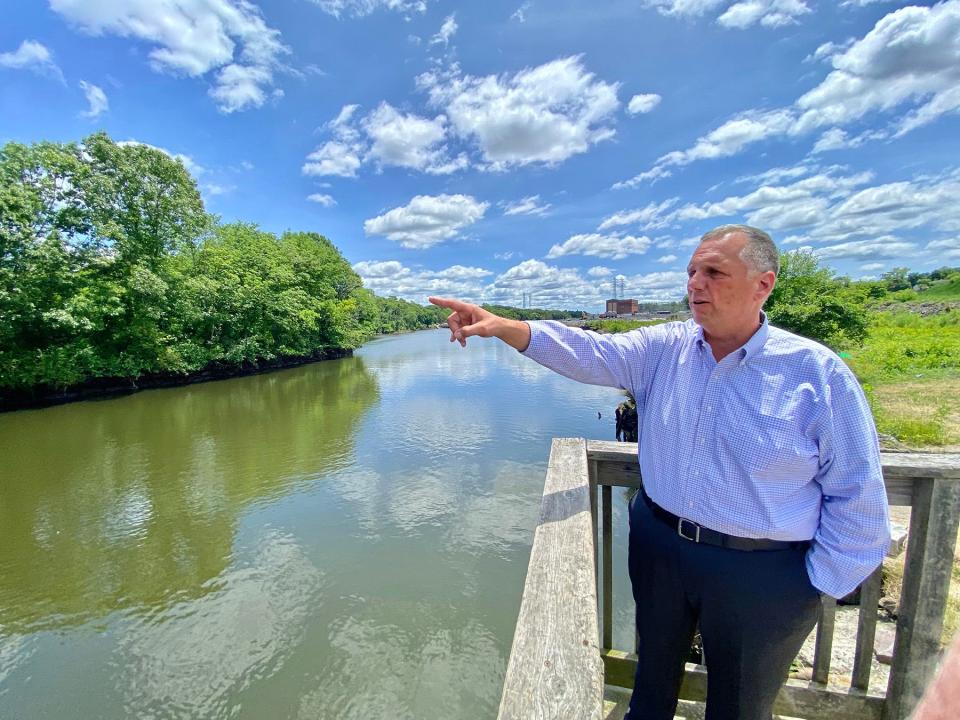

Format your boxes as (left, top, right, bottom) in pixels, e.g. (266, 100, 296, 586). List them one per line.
(498, 318, 531, 352)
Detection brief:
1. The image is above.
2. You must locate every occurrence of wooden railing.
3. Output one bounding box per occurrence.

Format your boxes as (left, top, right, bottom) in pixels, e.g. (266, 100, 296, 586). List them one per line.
(497, 439, 960, 720)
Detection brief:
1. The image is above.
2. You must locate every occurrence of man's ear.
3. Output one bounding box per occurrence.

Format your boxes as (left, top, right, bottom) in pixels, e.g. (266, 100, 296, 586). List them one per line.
(757, 271, 776, 300)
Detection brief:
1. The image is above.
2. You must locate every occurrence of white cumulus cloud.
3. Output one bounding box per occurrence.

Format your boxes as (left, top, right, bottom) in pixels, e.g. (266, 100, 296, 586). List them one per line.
(0, 40, 64, 82)
(627, 93, 661, 115)
(353, 259, 491, 302)
(362, 102, 463, 174)
(49, 0, 288, 113)
(502, 195, 551, 216)
(364, 194, 489, 249)
(613, 165, 673, 189)
(430, 14, 458, 46)
(717, 0, 811, 29)
(630, 1, 960, 182)
(79, 80, 108, 118)
(310, 0, 427, 19)
(599, 199, 680, 231)
(307, 193, 337, 207)
(643, 0, 810, 28)
(303, 141, 362, 178)
(304, 102, 465, 177)
(793, 2, 960, 138)
(546, 233, 653, 260)
(417, 56, 620, 169)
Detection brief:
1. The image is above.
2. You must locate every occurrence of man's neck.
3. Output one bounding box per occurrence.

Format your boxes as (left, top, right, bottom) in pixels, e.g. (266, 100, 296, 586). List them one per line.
(703, 316, 763, 363)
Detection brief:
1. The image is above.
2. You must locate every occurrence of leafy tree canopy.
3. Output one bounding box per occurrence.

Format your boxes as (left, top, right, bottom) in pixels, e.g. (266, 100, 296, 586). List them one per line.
(765, 250, 869, 350)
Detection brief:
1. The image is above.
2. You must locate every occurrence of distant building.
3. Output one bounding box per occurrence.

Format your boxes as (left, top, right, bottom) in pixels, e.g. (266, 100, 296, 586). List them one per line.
(605, 299, 639, 315)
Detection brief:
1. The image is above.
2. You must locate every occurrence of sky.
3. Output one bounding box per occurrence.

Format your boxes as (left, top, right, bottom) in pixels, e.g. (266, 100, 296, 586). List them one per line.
(2, 0, 960, 311)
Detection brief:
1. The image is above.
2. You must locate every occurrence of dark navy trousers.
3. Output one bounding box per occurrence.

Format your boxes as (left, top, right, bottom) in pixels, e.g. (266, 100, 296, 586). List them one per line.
(624, 492, 820, 720)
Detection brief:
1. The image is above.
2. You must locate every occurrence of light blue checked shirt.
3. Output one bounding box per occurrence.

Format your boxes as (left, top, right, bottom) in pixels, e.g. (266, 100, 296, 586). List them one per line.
(522, 315, 890, 598)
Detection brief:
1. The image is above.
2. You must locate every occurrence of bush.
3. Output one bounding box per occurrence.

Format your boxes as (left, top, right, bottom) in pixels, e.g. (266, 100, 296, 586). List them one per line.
(765, 250, 869, 349)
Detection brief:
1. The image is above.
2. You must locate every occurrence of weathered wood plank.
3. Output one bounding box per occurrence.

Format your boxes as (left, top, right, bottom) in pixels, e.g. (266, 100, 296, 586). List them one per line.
(602, 483, 613, 652)
(602, 651, 884, 720)
(594, 461, 644, 490)
(879, 453, 960, 481)
(852, 567, 883, 691)
(590, 458, 599, 593)
(497, 438, 604, 720)
(882, 477, 914, 507)
(586, 440, 637, 463)
(884, 477, 960, 720)
(813, 595, 837, 684)
(584, 445, 960, 507)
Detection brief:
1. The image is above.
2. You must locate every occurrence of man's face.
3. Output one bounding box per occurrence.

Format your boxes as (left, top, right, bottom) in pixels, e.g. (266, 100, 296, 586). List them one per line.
(686, 232, 774, 339)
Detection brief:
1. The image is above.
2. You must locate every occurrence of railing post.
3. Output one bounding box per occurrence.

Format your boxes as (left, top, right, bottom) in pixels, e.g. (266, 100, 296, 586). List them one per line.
(884, 477, 960, 720)
(602, 483, 613, 651)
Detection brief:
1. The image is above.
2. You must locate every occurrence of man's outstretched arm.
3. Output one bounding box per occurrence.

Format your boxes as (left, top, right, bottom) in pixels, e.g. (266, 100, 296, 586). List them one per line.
(428, 297, 531, 351)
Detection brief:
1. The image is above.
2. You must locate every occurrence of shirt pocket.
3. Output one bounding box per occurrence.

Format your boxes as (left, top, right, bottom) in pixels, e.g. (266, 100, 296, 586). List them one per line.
(726, 411, 817, 482)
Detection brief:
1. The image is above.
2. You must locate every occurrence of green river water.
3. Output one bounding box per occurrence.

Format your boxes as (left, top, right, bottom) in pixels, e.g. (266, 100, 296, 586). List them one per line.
(0, 328, 634, 720)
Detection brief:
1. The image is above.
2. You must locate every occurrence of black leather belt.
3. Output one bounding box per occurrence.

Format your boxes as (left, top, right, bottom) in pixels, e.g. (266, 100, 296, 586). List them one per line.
(640, 489, 809, 552)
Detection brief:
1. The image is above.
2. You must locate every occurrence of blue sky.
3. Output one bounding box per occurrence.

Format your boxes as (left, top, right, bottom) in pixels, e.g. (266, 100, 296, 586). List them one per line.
(2, 1, 959, 310)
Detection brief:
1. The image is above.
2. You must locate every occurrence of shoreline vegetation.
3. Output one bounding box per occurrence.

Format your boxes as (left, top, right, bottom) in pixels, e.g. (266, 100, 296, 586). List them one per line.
(0, 133, 588, 412)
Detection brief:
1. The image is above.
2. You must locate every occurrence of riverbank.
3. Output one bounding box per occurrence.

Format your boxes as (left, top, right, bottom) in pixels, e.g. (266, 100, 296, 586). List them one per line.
(0, 347, 353, 413)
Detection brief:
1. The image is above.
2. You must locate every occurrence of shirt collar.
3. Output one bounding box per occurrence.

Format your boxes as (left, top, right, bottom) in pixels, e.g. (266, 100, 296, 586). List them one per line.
(695, 311, 769, 364)
(741, 311, 770, 363)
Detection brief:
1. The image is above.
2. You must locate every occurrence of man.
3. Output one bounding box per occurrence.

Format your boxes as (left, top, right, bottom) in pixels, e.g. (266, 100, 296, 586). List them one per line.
(430, 224, 890, 720)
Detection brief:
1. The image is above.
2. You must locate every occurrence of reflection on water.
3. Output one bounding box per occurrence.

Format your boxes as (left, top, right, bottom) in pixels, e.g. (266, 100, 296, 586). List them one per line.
(0, 329, 628, 719)
(0, 357, 378, 633)
(114, 529, 325, 720)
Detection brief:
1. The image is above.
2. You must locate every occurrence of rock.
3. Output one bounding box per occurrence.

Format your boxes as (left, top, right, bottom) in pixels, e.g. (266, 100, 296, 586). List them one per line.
(880, 596, 899, 619)
(875, 623, 897, 665)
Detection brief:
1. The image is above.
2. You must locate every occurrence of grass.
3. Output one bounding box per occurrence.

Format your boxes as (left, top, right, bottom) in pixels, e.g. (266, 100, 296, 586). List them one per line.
(919, 276, 960, 301)
(846, 310, 960, 448)
(581, 318, 666, 333)
(844, 307, 960, 645)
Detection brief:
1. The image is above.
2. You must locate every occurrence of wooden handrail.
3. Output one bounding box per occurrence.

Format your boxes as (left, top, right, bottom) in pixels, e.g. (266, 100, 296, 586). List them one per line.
(584, 440, 960, 720)
(496, 438, 604, 720)
(498, 438, 960, 720)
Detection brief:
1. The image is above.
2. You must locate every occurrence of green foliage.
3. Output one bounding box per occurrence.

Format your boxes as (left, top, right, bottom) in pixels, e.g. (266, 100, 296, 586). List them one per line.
(480, 305, 583, 321)
(845, 310, 960, 385)
(765, 250, 869, 349)
(919, 273, 960, 300)
(881, 267, 912, 292)
(0, 134, 445, 393)
(581, 318, 664, 333)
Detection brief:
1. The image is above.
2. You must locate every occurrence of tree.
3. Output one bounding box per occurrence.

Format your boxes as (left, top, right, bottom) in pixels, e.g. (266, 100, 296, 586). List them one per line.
(0, 134, 209, 388)
(881, 267, 911, 292)
(765, 250, 869, 349)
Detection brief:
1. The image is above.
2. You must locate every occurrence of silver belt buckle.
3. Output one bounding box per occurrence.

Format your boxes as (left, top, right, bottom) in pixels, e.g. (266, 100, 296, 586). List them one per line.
(678, 518, 701, 542)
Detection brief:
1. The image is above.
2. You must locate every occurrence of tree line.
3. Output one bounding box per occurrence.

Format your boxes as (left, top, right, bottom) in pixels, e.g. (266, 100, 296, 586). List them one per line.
(765, 251, 959, 350)
(0, 133, 451, 393)
(4, 133, 953, 395)
(0, 133, 588, 395)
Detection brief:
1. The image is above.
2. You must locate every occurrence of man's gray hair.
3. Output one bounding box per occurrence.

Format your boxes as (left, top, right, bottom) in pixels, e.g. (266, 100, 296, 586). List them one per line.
(700, 224, 779, 275)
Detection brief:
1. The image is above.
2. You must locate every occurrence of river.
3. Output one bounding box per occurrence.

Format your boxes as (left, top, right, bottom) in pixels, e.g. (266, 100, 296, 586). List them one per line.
(0, 328, 635, 720)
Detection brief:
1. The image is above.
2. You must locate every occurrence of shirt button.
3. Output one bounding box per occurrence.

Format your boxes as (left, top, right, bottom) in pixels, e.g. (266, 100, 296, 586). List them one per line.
(699, 438, 705, 445)
(688, 501, 694, 509)
(706, 405, 713, 412)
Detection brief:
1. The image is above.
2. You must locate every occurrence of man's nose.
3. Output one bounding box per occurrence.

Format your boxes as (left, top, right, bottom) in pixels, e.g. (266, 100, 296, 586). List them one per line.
(688, 272, 703, 291)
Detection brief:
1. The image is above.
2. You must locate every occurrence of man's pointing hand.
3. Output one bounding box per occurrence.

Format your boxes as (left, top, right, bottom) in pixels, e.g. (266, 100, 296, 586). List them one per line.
(428, 297, 531, 352)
